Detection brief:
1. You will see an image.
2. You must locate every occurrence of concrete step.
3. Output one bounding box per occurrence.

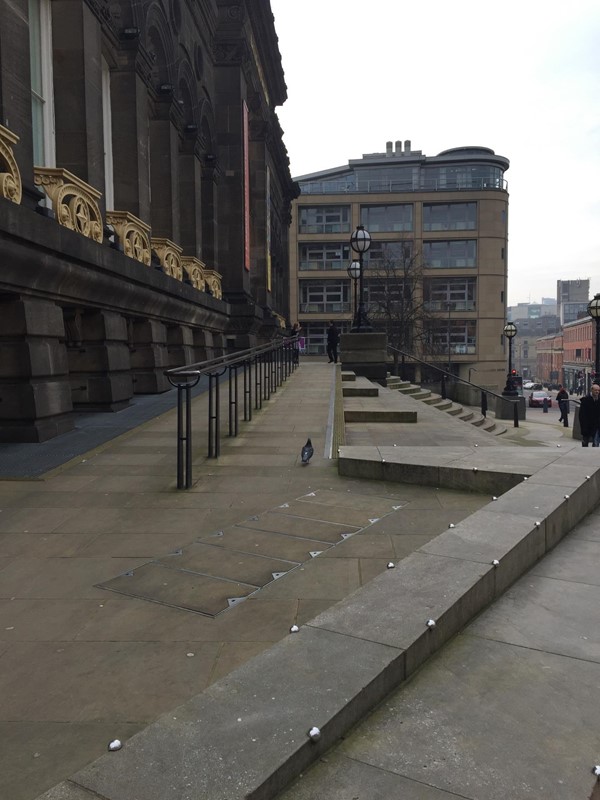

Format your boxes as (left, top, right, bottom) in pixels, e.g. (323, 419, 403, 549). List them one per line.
(398, 384, 425, 395)
(342, 385, 380, 397)
(445, 403, 465, 416)
(341, 371, 356, 382)
(426, 398, 453, 411)
(344, 408, 417, 423)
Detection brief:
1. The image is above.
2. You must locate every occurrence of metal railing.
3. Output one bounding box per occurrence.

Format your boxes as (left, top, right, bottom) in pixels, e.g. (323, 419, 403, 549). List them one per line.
(387, 345, 521, 426)
(165, 338, 298, 489)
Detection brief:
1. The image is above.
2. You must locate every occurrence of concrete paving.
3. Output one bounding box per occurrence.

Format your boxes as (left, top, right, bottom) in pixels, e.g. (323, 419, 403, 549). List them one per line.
(0, 363, 487, 800)
(1, 364, 598, 800)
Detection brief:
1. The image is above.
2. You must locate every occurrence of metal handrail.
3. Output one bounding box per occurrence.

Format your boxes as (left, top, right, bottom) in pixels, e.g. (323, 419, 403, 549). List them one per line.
(387, 345, 521, 426)
(165, 337, 298, 489)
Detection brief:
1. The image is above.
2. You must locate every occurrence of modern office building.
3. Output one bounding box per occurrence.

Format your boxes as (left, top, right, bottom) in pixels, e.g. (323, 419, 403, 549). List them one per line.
(289, 140, 510, 388)
(0, 0, 297, 442)
(557, 279, 590, 325)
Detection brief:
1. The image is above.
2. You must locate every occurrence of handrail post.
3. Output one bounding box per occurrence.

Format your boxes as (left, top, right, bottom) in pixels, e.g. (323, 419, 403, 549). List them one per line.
(441, 374, 446, 400)
(176, 384, 184, 489)
(244, 358, 252, 421)
(513, 401, 519, 428)
(208, 372, 215, 457)
(185, 382, 192, 488)
(481, 390, 488, 418)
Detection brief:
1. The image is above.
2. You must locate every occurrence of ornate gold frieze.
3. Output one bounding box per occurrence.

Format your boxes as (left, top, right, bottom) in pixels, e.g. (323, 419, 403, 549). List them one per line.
(151, 237, 183, 280)
(106, 210, 151, 265)
(34, 167, 103, 242)
(180, 256, 206, 290)
(203, 268, 223, 299)
(0, 124, 22, 204)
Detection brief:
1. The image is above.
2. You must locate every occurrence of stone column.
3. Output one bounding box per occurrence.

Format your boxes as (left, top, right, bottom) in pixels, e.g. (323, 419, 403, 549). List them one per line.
(149, 112, 180, 242)
(65, 309, 133, 411)
(51, 1, 104, 192)
(110, 64, 151, 221)
(129, 318, 169, 393)
(0, 296, 73, 442)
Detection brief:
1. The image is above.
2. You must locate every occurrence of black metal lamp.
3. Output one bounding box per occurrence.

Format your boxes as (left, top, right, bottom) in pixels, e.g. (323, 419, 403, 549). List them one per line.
(588, 293, 600, 383)
(349, 225, 372, 332)
(502, 321, 518, 395)
(347, 260, 361, 319)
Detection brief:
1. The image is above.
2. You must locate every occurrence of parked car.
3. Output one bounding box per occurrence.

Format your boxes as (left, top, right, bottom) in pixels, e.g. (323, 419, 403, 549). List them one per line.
(523, 381, 535, 389)
(528, 391, 552, 408)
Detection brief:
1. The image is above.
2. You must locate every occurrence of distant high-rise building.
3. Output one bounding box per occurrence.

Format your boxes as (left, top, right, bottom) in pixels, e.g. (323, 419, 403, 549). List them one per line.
(557, 279, 590, 325)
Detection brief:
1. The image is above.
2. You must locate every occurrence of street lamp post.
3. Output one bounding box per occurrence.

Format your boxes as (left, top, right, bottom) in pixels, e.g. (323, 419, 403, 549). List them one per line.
(446, 301, 452, 374)
(347, 260, 361, 320)
(502, 321, 518, 395)
(349, 225, 372, 332)
(588, 293, 600, 383)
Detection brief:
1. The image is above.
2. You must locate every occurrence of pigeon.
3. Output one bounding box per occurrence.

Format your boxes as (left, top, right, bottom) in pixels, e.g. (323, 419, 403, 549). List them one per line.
(301, 438, 314, 464)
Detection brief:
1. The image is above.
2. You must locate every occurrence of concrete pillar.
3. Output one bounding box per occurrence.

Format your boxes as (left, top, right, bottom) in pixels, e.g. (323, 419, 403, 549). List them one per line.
(129, 319, 169, 393)
(0, 297, 73, 442)
(65, 309, 133, 411)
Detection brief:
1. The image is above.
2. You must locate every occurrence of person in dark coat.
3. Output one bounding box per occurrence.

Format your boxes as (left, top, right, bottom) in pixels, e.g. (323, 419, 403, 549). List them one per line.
(556, 385, 569, 423)
(579, 383, 600, 446)
(326, 321, 340, 364)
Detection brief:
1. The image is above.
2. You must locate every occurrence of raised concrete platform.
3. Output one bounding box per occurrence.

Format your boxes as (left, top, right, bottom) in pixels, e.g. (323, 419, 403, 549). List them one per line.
(36, 434, 600, 800)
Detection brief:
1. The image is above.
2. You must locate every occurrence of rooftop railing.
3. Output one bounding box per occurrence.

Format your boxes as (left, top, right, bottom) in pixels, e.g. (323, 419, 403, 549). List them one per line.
(299, 178, 509, 195)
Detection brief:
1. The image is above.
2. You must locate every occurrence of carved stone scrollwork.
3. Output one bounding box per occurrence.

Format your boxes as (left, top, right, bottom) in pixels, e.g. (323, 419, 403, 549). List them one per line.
(33, 167, 103, 242)
(106, 210, 151, 265)
(151, 237, 183, 280)
(180, 256, 206, 290)
(0, 124, 22, 204)
(203, 268, 223, 299)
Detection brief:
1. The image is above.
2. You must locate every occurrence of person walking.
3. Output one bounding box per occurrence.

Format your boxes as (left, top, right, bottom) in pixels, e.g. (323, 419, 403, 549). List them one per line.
(326, 321, 340, 364)
(556, 384, 569, 424)
(290, 322, 301, 365)
(578, 383, 600, 446)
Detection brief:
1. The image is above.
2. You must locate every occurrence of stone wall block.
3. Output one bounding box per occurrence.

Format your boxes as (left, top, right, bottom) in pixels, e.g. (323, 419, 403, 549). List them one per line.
(2, 298, 65, 338)
(82, 310, 129, 342)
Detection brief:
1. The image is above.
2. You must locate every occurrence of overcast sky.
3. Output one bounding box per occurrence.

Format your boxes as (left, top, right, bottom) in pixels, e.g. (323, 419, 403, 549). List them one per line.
(270, 0, 600, 307)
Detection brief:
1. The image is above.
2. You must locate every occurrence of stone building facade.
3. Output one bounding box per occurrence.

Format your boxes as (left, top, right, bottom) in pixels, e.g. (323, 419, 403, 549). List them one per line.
(0, 0, 297, 442)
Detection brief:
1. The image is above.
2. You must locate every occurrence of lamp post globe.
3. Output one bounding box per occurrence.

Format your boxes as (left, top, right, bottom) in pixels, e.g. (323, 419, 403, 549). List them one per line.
(502, 321, 518, 396)
(349, 225, 372, 332)
(587, 293, 600, 382)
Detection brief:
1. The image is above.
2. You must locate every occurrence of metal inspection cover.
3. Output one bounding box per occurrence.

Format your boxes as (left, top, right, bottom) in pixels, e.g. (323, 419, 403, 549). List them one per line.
(155, 542, 298, 586)
(241, 511, 360, 542)
(199, 527, 334, 561)
(97, 562, 257, 616)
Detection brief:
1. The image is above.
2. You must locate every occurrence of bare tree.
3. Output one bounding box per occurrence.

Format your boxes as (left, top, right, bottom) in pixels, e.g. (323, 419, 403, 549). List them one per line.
(364, 241, 439, 374)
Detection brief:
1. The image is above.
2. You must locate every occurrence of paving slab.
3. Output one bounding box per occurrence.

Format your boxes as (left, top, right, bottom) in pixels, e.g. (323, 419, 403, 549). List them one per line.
(2, 363, 599, 800)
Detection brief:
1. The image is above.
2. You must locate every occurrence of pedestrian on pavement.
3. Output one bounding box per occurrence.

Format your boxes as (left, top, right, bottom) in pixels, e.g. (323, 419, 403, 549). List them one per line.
(556, 385, 569, 424)
(579, 383, 600, 446)
(290, 322, 301, 365)
(326, 321, 340, 364)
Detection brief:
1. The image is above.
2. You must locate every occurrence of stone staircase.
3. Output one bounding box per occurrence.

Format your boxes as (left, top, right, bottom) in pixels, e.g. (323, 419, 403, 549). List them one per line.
(385, 374, 507, 436)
